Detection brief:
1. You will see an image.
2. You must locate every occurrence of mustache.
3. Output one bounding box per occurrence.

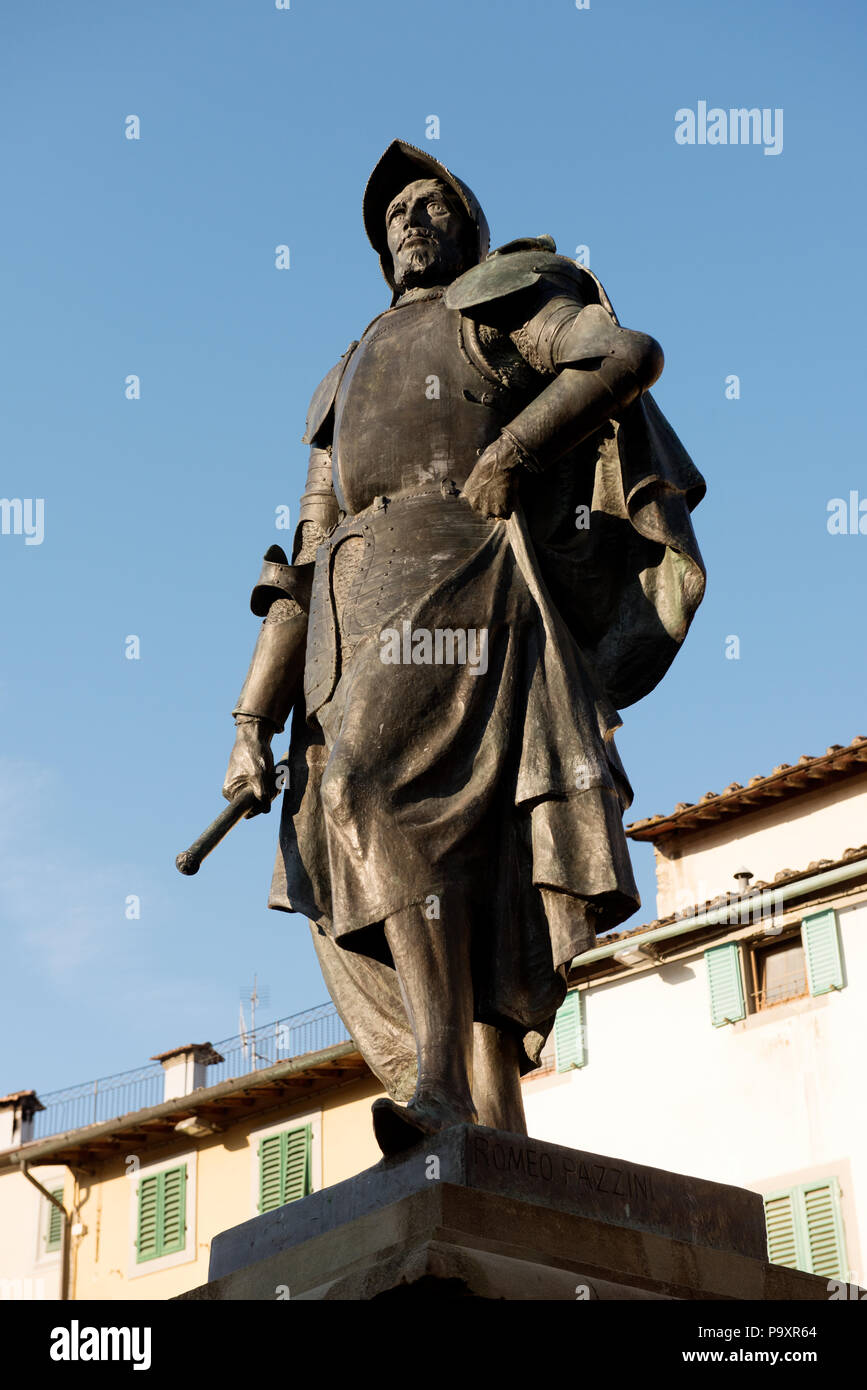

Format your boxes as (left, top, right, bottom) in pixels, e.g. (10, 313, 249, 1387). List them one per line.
(399, 228, 438, 251)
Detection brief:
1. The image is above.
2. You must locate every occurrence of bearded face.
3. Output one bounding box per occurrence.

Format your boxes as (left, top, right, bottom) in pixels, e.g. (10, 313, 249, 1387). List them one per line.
(385, 178, 469, 291)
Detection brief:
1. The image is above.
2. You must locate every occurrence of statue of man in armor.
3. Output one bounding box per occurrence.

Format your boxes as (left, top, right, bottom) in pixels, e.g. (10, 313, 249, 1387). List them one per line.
(220, 141, 706, 1157)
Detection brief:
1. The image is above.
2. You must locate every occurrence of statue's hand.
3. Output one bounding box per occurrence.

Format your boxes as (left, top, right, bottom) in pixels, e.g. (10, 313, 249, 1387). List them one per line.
(222, 717, 277, 818)
(462, 434, 523, 518)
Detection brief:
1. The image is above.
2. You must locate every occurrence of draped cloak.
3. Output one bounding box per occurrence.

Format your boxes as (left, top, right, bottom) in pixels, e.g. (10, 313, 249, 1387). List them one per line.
(266, 265, 706, 1102)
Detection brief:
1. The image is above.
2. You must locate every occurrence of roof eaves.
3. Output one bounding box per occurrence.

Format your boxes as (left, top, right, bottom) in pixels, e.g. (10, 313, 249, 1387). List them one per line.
(627, 737, 867, 841)
(578, 844, 867, 956)
(0, 1041, 363, 1171)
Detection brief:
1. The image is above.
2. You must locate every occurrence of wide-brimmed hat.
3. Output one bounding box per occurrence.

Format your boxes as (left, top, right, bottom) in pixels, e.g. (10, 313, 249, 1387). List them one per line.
(363, 139, 490, 300)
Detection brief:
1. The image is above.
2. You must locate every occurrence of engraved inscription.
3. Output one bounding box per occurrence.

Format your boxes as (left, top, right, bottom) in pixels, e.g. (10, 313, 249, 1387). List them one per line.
(472, 1136, 654, 1203)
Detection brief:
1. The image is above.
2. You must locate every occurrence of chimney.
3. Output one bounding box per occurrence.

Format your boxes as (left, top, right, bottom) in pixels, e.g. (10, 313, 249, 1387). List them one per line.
(150, 1044, 224, 1102)
(0, 1091, 45, 1149)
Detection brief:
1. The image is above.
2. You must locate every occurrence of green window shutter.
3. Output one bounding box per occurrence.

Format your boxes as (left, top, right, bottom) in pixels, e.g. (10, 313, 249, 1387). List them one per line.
(554, 990, 586, 1072)
(764, 1179, 847, 1279)
(801, 910, 844, 996)
(764, 1189, 802, 1269)
(136, 1165, 187, 1263)
(45, 1189, 63, 1252)
(705, 942, 745, 1026)
(159, 1165, 187, 1257)
(284, 1126, 312, 1203)
(259, 1126, 312, 1212)
(259, 1133, 286, 1214)
(802, 1179, 847, 1280)
(136, 1175, 160, 1262)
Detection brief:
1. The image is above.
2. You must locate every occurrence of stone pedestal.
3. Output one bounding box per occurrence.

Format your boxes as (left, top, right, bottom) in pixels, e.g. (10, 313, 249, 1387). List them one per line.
(177, 1126, 837, 1301)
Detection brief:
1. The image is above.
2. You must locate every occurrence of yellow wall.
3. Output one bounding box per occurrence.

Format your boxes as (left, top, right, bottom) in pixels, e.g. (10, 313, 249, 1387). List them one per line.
(321, 1074, 383, 1186)
(69, 1074, 386, 1300)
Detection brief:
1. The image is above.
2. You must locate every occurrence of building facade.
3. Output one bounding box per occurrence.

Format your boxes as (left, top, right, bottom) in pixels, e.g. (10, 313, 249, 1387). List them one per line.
(526, 735, 867, 1287)
(1, 735, 864, 1298)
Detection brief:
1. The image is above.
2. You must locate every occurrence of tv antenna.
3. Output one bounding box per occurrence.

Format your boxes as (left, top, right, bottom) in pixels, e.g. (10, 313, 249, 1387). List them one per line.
(239, 974, 271, 1069)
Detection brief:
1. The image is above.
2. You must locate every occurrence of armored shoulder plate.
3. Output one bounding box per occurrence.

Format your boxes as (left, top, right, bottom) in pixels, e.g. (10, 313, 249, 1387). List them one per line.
(444, 238, 597, 314)
(301, 341, 359, 446)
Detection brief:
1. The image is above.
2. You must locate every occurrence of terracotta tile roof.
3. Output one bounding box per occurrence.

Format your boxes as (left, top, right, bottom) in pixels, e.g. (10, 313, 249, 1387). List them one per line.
(150, 1043, 224, 1064)
(0, 1090, 44, 1112)
(579, 843, 867, 956)
(0, 1043, 368, 1170)
(627, 735, 867, 842)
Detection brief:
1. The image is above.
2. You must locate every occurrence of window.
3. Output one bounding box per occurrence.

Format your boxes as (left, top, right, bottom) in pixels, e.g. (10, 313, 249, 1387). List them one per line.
(705, 909, 845, 1025)
(44, 1189, 63, 1253)
(135, 1165, 187, 1263)
(258, 1125, 312, 1213)
(748, 933, 808, 1011)
(764, 1178, 848, 1280)
(553, 990, 586, 1071)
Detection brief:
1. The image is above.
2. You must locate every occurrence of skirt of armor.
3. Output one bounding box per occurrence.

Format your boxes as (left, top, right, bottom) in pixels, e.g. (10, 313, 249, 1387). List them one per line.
(269, 486, 639, 1092)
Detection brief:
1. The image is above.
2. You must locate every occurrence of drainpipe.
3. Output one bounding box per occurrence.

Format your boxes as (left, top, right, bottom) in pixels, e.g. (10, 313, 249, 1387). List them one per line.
(572, 855, 867, 967)
(17, 1159, 71, 1301)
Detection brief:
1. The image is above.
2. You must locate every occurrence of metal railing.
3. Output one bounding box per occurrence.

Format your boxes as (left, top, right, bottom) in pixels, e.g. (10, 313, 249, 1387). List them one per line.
(207, 1002, 350, 1087)
(32, 1001, 351, 1141)
(750, 976, 809, 1010)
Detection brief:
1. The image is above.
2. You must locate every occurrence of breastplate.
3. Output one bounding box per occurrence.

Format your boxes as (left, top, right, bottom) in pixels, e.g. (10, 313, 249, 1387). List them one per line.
(331, 291, 505, 516)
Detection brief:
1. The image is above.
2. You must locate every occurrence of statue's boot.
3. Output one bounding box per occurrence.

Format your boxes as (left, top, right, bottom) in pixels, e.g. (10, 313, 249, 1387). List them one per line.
(372, 1090, 476, 1157)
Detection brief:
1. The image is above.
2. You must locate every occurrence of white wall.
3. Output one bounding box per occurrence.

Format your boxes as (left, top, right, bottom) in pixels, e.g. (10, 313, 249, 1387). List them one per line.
(0, 1166, 67, 1301)
(654, 780, 867, 919)
(524, 901, 867, 1278)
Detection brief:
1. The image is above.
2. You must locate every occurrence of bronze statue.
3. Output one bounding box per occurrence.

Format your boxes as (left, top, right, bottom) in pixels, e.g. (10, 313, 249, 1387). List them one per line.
(215, 140, 705, 1157)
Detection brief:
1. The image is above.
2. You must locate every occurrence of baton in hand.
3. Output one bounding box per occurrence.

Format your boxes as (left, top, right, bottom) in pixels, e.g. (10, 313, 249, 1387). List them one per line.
(175, 788, 261, 876)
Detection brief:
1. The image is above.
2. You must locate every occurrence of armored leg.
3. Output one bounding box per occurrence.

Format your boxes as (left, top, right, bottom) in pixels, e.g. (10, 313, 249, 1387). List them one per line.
(372, 894, 477, 1155)
(472, 1024, 527, 1135)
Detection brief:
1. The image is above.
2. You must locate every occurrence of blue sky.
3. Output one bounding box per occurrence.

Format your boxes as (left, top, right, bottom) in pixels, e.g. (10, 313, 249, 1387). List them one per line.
(1, 0, 865, 1096)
